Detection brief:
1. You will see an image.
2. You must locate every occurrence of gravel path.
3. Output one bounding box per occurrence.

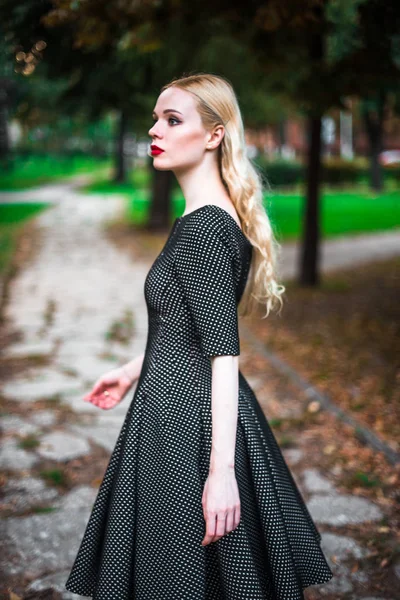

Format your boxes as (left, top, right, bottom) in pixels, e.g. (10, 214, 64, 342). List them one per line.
(1, 179, 399, 598)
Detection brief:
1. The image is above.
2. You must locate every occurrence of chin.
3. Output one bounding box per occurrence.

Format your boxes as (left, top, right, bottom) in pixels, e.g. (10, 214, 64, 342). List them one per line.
(152, 160, 173, 171)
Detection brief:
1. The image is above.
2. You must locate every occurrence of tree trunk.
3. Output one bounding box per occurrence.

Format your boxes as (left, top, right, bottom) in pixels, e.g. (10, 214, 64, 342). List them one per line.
(299, 115, 323, 286)
(299, 4, 325, 287)
(0, 78, 11, 170)
(278, 119, 286, 148)
(362, 93, 385, 193)
(113, 109, 127, 183)
(148, 157, 175, 229)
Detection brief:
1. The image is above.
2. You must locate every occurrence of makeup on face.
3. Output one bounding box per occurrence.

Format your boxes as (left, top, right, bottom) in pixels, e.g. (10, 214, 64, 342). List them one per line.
(149, 109, 183, 155)
(148, 87, 207, 167)
(150, 144, 165, 156)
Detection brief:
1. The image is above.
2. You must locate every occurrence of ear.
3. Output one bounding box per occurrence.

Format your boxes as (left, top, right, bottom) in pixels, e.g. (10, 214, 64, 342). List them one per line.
(206, 125, 225, 150)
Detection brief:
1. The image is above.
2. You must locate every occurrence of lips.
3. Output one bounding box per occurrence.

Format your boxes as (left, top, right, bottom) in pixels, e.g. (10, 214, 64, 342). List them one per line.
(150, 145, 164, 155)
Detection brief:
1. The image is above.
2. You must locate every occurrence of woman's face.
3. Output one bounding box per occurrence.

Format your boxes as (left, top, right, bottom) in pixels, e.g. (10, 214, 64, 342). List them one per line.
(148, 86, 213, 172)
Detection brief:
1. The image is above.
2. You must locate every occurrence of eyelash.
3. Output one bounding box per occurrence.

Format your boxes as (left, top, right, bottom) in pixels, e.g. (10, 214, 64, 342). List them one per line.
(152, 117, 180, 126)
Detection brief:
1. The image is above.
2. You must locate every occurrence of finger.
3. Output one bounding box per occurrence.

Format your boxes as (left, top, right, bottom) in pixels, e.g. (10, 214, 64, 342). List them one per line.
(202, 525, 215, 545)
(91, 393, 105, 407)
(201, 513, 217, 546)
(86, 394, 98, 406)
(215, 512, 227, 537)
(96, 389, 112, 406)
(102, 397, 113, 410)
(225, 509, 234, 533)
(91, 380, 106, 396)
(96, 395, 112, 410)
(234, 504, 241, 529)
(84, 388, 100, 403)
(103, 396, 118, 410)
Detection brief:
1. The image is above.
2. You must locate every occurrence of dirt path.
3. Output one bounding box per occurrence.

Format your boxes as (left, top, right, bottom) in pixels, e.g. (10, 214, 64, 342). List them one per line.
(1, 183, 398, 599)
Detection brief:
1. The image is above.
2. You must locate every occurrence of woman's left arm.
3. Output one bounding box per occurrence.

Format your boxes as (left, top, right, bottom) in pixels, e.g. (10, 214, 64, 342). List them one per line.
(173, 217, 243, 546)
(201, 354, 241, 546)
(209, 355, 238, 472)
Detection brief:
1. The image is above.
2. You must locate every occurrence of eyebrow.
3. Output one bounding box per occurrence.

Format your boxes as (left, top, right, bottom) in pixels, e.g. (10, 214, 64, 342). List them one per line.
(152, 109, 183, 117)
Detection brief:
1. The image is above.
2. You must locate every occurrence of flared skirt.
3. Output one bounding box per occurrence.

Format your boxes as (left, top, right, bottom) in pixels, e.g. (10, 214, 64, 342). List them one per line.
(65, 373, 333, 599)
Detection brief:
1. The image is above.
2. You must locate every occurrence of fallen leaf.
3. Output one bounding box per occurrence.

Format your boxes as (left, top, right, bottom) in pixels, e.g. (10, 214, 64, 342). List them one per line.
(323, 444, 336, 454)
(380, 558, 389, 567)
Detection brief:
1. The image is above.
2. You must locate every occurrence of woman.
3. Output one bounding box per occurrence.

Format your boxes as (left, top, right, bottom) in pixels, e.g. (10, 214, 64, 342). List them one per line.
(65, 72, 333, 599)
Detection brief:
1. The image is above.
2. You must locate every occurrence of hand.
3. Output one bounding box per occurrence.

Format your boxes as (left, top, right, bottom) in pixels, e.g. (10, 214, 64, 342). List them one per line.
(201, 467, 241, 546)
(83, 366, 135, 410)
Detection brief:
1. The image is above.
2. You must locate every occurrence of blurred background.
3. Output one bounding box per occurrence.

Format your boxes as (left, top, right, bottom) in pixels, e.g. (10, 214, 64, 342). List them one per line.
(0, 1, 399, 599)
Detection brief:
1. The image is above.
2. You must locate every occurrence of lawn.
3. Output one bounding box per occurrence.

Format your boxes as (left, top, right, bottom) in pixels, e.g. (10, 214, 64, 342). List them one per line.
(0, 203, 49, 276)
(267, 189, 400, 241)
(0, 155, 110, 191)
(80, 169, 400, 241)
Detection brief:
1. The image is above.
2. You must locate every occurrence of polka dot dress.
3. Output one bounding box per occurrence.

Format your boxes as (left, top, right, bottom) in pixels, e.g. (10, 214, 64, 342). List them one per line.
(65, 204, 333, 599)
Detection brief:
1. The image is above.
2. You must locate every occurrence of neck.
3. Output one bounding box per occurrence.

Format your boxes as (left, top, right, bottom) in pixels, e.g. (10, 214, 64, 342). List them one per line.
(173, 154, 230, 212)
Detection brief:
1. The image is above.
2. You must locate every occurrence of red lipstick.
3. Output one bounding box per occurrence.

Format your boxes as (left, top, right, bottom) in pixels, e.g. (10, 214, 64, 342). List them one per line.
(150, 144, 165, 156)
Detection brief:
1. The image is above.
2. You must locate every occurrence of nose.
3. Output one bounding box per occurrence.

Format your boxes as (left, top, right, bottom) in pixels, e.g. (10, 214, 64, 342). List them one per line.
(148, 122, 162, 139)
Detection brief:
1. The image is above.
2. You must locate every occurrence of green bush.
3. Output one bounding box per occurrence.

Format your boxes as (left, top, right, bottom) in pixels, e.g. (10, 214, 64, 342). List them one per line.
(321, 157, 364, 185)
(254, 155, 400, 187)
(254, 158, 304, 186)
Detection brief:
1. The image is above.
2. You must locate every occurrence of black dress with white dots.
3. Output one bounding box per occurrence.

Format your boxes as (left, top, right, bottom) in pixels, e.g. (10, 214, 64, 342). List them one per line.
(65, 204, 333, 599)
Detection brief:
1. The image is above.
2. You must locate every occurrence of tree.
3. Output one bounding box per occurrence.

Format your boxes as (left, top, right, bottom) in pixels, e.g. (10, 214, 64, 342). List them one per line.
(0, 37, 16, 169)
(0, 1, 160, 184)
(4, 0, 399, 268)
(325, 0, 400, 191)
(2, 0, 282, 227)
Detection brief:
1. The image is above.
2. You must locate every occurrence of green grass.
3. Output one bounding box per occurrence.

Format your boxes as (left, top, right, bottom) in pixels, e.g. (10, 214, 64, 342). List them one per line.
(0, 202, 49, 224)
(0, 155, 111, 191)
(0, 203, 49, 275)
(39, 468, 68, 487)
(346, 471, 382, 489)
(267, 189, 400, 241)
(79, 166, 400, 240)
(18, 435, 41, 450)
(131, 187, 400, 241)
(81, 167, 150, 193)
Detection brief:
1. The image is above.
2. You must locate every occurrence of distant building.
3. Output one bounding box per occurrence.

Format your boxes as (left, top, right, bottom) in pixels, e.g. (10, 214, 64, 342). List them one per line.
(244, 102, 400, 160)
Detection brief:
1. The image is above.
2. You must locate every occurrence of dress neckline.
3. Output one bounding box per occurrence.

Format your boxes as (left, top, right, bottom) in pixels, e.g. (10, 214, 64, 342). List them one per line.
(175, 204, 252, 246)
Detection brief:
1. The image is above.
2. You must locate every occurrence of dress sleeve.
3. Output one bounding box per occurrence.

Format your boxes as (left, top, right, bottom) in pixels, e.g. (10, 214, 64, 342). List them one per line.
(174, 217, 240, 358)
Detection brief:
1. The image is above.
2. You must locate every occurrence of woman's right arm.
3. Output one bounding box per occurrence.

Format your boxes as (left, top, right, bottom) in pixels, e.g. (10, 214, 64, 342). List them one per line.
(84, 352, 145, 410)
(121, 352, 145, 384)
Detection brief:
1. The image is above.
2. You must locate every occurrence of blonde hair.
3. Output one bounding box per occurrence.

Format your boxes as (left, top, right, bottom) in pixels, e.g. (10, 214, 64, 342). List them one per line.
(161, 72, 285, 319)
